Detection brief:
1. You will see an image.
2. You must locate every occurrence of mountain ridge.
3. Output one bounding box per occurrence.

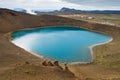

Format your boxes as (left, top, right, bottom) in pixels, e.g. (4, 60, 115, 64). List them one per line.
(9, 7, 120, 15)
(34, 7, 120, 14)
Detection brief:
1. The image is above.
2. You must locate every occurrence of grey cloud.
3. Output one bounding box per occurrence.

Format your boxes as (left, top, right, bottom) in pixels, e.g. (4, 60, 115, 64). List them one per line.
(61, 0, 120, 6)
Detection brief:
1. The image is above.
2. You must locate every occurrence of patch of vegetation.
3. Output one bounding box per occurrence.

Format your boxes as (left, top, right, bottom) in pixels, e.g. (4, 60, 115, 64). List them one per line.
(60, 14, 120, 27)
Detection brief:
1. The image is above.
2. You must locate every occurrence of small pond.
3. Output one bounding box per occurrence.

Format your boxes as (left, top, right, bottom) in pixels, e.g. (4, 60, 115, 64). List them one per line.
(12, 26, 112, 63)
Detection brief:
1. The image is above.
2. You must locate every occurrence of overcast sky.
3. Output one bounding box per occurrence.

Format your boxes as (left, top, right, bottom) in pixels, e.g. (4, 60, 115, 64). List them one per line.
(0, 0, 120, 10)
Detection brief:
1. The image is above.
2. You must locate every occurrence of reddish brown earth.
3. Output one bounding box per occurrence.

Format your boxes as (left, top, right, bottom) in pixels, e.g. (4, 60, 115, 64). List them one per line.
(0, 8, 120, 80)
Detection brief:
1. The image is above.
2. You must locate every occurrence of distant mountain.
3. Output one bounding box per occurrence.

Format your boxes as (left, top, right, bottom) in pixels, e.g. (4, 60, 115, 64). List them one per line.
(13, 8, 27, 13)
(60, 7, 120, 14)
(33, 7, 120, 15)
(59, 7, 120, 14)
(60, 7, 82, 13)
(12, 7, 120, 15)
(86, 10, 120, 14)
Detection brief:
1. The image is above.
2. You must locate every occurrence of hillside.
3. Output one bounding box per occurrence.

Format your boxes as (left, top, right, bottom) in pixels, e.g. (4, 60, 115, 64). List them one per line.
(0, 8, 45, 32)
(0, 8, 79, 80)
(0, 8, 120, 80)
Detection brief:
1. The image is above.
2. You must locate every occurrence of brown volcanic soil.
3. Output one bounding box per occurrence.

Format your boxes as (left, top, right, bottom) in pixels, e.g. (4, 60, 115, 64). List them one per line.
(0, 8, 120, 80)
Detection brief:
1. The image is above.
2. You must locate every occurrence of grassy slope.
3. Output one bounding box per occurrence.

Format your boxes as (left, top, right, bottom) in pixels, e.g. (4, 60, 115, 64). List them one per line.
(0, 8, 120, 79)
(89, 14, 120, 26)
(60, 14, 120, 27)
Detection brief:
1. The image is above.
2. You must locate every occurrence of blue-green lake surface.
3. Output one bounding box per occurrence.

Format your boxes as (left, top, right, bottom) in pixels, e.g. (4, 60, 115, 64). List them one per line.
(12, 26, 112, 63)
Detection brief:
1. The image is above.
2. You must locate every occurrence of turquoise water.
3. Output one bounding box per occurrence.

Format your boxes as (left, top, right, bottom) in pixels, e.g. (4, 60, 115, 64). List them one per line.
(12, 26, 112, 63)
